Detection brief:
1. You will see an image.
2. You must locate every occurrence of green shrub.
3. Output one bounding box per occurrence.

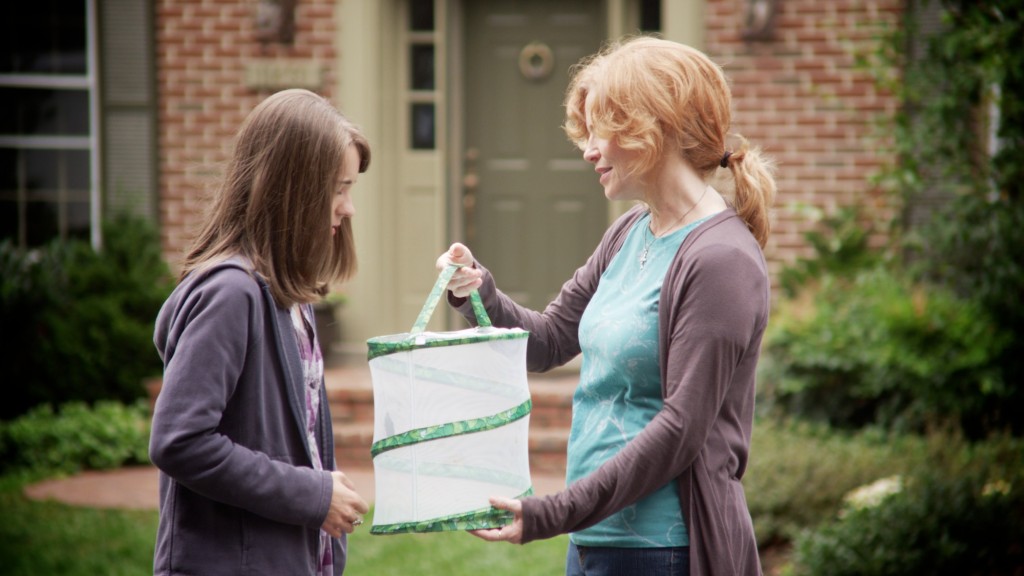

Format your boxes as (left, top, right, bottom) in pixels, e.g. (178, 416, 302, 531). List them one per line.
(869, 0, 1024, 436)
(0, 215, 173, 420)
(759, 266, 1010, 435)
(778, 204, 884, 299)
(907, 194, 1024, 436)
(788, 437, 1024, 576)
(745, 419, 927, 548)
(0, 401, 151, 475)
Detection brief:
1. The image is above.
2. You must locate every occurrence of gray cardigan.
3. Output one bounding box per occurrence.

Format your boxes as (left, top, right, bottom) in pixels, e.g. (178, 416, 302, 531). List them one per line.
(454, 206, 768, 576)
(150, 258, 344, 576)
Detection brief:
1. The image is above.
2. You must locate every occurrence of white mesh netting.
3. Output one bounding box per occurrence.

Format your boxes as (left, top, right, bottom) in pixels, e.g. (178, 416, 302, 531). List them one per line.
(368, 328, 532, 534)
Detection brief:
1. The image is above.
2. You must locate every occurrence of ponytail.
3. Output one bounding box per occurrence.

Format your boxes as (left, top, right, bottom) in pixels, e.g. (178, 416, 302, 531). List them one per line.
(722, 135, 776, 248)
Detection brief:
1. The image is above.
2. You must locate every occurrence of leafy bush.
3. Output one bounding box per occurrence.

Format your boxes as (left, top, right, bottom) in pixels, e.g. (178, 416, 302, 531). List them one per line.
(0, 215, 173, 420)
(0, 401, 151, 475)
(907, 194, 1024, 436)
(788, 436, 1024, 576)
(867, 0, 1024, 436)
(778, 204, 885, 299)
(760, 265, 1010, 434)
(745, 419, 927, 548)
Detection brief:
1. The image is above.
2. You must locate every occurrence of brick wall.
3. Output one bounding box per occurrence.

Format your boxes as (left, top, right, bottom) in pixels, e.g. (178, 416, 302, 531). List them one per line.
(156, 0, 338, 266)
(154, 0, 902, 280)
(706, 0, 902, 277)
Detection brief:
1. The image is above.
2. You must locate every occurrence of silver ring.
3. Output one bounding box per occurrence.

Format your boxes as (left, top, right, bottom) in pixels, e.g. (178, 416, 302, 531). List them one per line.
(352, 519, 364, 527)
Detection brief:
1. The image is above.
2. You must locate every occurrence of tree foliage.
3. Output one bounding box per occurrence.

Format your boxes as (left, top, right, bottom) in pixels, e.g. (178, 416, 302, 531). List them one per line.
(763, 0, 1024, 437)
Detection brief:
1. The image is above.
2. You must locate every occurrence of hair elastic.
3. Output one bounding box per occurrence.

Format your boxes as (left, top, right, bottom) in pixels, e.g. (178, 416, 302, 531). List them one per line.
(720, 151, 733, 168)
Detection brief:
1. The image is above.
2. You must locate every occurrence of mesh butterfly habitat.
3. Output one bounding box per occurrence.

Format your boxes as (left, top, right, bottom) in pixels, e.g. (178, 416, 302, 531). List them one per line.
(366, 265, 533, 534)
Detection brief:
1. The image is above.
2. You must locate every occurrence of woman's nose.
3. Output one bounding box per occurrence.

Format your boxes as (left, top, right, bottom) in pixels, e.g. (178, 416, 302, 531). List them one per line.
(583, 144, 599, 163)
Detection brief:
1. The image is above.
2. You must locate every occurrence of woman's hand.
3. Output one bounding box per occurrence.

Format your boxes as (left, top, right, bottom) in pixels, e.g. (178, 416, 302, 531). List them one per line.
(468, 496, 523, 544)
(436, 243, 483, 298)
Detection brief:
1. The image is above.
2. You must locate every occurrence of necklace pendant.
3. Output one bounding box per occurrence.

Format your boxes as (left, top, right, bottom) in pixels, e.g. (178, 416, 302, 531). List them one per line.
(639, 247, 649, 270)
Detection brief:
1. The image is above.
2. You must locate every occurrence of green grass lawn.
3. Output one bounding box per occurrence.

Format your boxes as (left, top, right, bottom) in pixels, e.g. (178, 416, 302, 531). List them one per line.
(0, 474, 568, 576)
(0, 474, 159, 576)
(4, 420, 976, 575)
(347, 514, 570, 575)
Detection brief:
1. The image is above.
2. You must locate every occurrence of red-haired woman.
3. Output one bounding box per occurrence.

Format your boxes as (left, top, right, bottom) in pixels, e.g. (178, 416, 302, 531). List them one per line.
(440, 37, 776, 576)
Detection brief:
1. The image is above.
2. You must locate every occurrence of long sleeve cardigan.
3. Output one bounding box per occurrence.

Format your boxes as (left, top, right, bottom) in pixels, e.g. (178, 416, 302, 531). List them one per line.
(453, 206, 768, 576)
(150, 258, 345, 576)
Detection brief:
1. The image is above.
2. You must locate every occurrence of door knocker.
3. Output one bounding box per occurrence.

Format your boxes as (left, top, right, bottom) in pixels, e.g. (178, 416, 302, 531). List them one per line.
(518, 41, 554, 82)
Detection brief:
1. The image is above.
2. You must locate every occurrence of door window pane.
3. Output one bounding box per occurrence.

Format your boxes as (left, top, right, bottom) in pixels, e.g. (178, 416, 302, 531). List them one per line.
(409, 0, 434, 31)
(411, 44, 435, 90)
(411, 103, 435, 149)
(640, 0, 662, 32)
(406, 0, 436, 150)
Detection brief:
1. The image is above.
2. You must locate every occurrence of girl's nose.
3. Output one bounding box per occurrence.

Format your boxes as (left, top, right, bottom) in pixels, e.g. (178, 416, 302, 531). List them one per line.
(338, 198, 355, 218)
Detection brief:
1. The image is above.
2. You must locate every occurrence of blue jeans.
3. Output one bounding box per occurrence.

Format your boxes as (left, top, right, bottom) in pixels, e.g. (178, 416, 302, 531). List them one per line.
(566, 541, 690, 576)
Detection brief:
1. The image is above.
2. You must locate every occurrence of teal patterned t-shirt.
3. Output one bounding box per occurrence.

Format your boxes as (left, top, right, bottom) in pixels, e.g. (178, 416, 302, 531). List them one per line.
(568, 211, 711, 548)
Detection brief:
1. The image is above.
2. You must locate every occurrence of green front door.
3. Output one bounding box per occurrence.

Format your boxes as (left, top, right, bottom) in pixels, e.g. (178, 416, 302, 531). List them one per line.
(463, 0, 607, 309)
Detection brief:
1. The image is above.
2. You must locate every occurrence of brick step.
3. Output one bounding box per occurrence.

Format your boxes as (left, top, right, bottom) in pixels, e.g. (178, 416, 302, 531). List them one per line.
(333, 422, 375, 470)
(326, 386, 374, 425)
(334, 422, 570, 477)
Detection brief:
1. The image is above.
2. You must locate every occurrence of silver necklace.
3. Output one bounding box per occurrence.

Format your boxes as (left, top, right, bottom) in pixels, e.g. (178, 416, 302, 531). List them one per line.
(639, 184, 708, 270)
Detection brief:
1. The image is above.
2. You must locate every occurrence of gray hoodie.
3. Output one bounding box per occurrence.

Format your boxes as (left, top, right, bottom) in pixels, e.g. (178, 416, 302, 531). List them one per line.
(150, 258, 343, 575)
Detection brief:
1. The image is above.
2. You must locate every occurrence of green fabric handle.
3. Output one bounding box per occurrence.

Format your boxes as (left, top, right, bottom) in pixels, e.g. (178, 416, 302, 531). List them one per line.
(410, 264, 492, 334)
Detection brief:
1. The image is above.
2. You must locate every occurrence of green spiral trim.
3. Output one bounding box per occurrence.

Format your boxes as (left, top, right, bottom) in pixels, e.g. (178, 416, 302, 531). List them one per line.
(370, 487, 534, 535)
(370, 398, 532, 457)
(366, 328, 527, 361)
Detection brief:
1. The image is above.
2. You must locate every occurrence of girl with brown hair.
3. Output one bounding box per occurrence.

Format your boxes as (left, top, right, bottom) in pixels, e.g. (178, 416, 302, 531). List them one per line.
(150, 88, 371, 575)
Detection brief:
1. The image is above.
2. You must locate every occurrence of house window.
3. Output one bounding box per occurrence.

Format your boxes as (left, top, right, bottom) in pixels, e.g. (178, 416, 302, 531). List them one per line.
(0, 0, 99, 248)
(407, 0, 436, 150)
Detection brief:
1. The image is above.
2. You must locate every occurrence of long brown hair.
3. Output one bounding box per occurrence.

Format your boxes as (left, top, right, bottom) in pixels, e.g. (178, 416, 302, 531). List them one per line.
(181, 88, 371, 307)
(564, 37, 776, 247)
